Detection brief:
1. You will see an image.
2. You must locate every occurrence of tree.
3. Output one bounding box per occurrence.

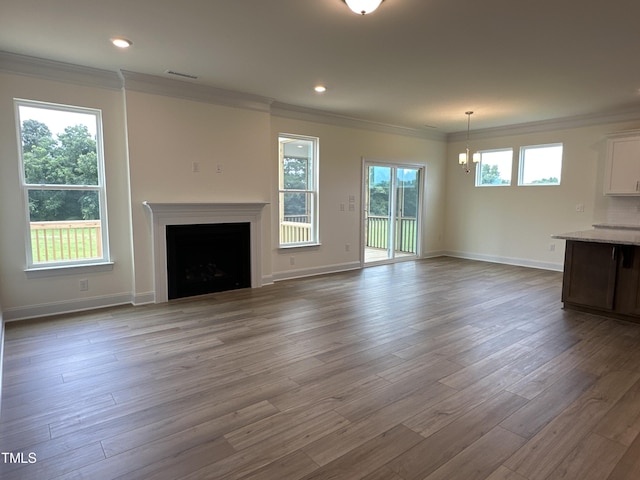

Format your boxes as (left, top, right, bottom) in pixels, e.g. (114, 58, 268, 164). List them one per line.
(21, 119, 53, 153)
(398, 178, 417, 218)
(21, 119, 99, 221)
(530, 177, 559, 184)
(57, 125, 97, 182)
(369, 181, 390, 216)
(282, 156, 310, 218)
(481, 164, 508, 185)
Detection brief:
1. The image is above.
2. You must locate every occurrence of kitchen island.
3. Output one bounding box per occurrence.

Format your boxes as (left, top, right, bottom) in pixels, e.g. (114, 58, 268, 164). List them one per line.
(553, 225, 640, 322)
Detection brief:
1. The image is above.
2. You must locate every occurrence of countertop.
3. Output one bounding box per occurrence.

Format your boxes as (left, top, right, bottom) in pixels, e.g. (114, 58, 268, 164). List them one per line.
(552, 224, 640, 245)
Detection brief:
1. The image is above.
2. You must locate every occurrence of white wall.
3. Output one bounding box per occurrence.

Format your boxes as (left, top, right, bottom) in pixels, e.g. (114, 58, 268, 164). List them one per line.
(0, 61, 445, 320)
(0, 71, 134, 320)
(124, 90, 273, 301)
(444, 119, 640, 270)
(3, 55, 640, 321)
(271, 116, 447, 279)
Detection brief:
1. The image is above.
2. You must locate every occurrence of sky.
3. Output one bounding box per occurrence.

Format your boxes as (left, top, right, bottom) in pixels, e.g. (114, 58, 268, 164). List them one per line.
(18, 104, 98, 138)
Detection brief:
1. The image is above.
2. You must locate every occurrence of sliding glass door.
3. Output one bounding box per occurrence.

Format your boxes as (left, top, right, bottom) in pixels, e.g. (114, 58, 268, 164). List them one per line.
(363, 162, 422, 264)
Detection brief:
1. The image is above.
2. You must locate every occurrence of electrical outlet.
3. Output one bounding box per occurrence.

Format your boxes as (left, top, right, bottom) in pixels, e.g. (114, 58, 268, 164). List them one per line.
(79, 279, 89, 291)
(345, 243, 351, 252)
(548, 243, 556, 252)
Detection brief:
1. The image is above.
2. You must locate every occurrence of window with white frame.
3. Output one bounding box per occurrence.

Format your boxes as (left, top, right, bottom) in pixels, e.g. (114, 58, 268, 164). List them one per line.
(518, 143, 563, 186)
(278, 134, 319, 247)
(16, 99, 109, 268)
(475, 148, 513, 186)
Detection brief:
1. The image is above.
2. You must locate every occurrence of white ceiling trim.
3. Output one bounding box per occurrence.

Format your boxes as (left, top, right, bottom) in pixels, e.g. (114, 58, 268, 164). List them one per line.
(448, 106, 640, 142)
(4, 51, 640, 142)
(0, 51, 122, 90)
(120, 70, 274, 113)
(271, 102, 444, 141)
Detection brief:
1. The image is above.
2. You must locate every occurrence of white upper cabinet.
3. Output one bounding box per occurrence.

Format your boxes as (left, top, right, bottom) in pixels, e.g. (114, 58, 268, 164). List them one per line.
(604, 132, 640, 195)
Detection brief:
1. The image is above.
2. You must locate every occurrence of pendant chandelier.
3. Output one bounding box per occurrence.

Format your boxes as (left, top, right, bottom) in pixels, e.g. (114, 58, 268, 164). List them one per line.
(459, 111, 480, 174)
(343, 0, 385, 15)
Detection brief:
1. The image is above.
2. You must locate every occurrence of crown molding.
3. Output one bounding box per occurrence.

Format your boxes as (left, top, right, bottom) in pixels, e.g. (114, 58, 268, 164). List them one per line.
(271, 101, 445, 141)
(7, 51, 637, 142)
(447, 106, 640, 142)
(0, 51, 122, 90)
(120, 70, 274, 113)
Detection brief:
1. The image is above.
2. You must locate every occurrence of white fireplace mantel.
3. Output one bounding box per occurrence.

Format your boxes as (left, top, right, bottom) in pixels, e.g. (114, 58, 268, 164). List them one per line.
(143, 201, 268, 303)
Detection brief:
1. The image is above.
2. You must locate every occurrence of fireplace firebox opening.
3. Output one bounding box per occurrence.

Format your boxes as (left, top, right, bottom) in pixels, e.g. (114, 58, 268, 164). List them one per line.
(166, 222, 250, 300)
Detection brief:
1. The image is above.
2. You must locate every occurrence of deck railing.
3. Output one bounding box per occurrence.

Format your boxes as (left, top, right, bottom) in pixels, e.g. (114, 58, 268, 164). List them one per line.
(280, 216, 417, 251)
(30, 220, 102, 263)
(280, 221, 312, 244)
(367, 216, 417, 253)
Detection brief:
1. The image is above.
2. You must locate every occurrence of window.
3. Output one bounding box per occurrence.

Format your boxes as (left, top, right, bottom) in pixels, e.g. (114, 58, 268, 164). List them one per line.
(518, 143, 563, 186)
(475, 148, 513, 186)
(16, 100, 109, 268)
(278, 134, 319, 247)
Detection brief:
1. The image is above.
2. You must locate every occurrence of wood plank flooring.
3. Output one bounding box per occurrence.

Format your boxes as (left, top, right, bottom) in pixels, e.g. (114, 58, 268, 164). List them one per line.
(1, 257, 640, 479)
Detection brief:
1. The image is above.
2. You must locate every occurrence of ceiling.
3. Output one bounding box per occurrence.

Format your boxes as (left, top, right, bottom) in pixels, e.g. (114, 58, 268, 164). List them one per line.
(2, 0, 640, 134)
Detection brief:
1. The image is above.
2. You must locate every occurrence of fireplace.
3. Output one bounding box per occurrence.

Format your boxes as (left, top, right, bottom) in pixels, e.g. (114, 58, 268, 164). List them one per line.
(143, 202, 267, 303)
(166, 223, 250, 299)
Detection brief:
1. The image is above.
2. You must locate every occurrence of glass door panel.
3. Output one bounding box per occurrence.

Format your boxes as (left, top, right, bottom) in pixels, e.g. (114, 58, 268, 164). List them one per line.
(364, 162, 422, 264)
(394, 167, 420, 258)
(365, 165, 392, 263)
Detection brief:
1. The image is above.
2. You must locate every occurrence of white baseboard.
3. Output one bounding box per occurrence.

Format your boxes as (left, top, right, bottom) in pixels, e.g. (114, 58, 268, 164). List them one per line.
(443, 250, 564, 272)
(421, 249, 448, 259)
(272, 261, 362, 282)
(132, 292, 155, 306)
(2, 293, 133, 322)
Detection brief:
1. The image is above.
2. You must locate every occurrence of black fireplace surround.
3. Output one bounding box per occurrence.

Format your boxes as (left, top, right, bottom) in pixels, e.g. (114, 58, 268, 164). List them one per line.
(166, 222, 251, 300)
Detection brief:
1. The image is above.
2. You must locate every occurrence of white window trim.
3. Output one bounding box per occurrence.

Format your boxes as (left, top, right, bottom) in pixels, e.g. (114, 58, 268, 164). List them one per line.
(15, 98, 111, 270)
(474, 148, 514, 187)
(518, 142, 563, 186)
(278, 133, 319, 248)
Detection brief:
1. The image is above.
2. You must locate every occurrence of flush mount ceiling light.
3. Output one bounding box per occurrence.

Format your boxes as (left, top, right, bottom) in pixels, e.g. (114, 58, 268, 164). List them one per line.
(342, 0, 384, 15)
(458, 111, 480, 174)
(314, 85, 327, 93)
(110, 37, 133, 48)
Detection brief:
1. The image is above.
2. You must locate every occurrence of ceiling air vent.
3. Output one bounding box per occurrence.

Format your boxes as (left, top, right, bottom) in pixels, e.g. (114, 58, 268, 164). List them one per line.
(164, 70, 198, 80)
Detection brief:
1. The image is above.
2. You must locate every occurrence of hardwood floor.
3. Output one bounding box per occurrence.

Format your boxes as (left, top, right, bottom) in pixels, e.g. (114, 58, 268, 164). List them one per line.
(1, 257, 640, 479)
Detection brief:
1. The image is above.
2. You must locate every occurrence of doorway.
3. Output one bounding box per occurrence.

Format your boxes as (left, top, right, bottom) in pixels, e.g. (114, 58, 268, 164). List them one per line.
(363, 162, 423, 264)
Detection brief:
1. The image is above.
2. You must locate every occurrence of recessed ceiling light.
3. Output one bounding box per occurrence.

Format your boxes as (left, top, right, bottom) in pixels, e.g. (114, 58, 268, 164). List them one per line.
(111, 37, 133, 48)
(314, 85, 327, 93)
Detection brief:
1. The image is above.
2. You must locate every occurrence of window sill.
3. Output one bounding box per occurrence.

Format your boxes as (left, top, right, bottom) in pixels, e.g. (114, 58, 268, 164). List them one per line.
(25, 261, 115, 279)
(517, 183, 561, 187)
(278, 243, 322, 250)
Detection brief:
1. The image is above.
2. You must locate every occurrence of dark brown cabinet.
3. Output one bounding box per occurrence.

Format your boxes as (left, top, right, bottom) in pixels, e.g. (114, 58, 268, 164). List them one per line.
(562, 240, 640, 321)
(613, 244, 640, 316)
(562, 241, 617, 310)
